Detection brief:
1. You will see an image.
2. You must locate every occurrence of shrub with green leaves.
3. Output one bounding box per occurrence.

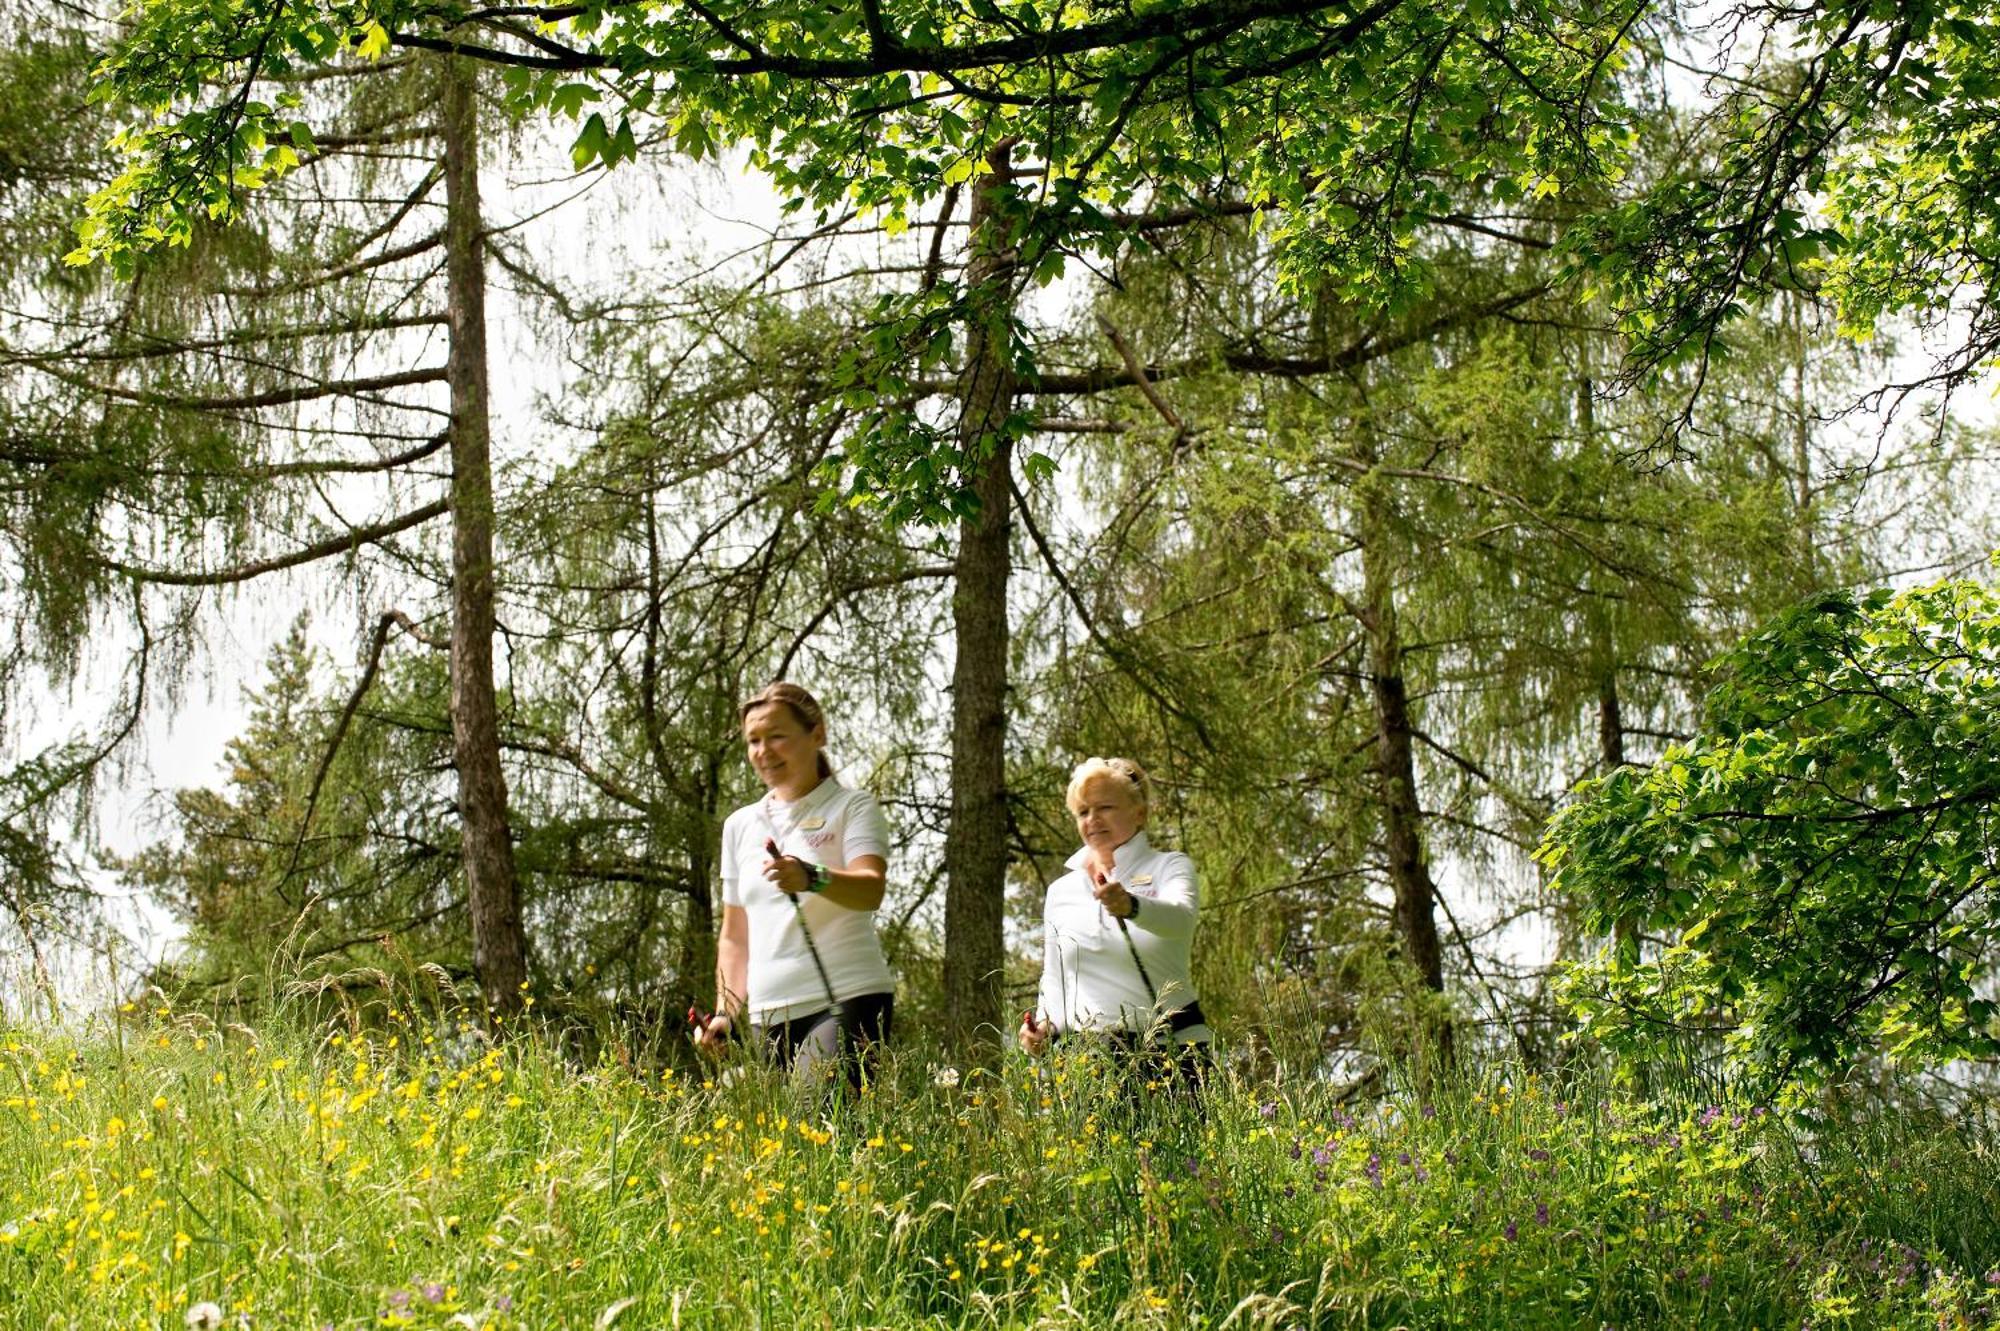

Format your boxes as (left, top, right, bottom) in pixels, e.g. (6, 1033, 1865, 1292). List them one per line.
(1542, 574, 2000, 1094)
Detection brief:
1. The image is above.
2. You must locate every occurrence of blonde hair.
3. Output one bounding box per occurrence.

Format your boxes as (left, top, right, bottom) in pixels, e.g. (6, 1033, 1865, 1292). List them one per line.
(740, 681, 832, 779)
(1066, 756, 1152, 817)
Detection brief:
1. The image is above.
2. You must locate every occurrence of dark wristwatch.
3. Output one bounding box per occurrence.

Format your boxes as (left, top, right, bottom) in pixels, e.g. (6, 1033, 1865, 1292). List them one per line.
(805, 862, 829, 893)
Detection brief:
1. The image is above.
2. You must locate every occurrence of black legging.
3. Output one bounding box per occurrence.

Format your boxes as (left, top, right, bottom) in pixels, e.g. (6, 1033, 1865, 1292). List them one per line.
(1099, 1030, 1211, 1098)
(756, 990, 894, 1088)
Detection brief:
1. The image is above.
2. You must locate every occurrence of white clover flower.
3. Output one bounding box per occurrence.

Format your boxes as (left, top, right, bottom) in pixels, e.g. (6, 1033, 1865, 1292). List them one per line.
(931, 1065, 961, 1089)
(185, 1302, 225, 1330)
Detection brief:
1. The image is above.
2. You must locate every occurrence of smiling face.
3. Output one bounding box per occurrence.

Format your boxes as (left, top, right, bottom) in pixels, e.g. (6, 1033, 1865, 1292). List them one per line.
(1070, 774, 1146, 857)
(742, 701, 825, 799)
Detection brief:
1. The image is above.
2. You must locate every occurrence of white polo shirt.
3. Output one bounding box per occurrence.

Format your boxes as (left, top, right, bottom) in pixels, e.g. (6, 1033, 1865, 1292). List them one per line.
(720, 778, 896, 1025)
(1035, 830, 1208, 1043)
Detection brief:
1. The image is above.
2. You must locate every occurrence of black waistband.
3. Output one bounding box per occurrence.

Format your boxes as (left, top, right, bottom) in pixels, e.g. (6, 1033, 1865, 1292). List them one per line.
(1055, 1000, 1207, 1042)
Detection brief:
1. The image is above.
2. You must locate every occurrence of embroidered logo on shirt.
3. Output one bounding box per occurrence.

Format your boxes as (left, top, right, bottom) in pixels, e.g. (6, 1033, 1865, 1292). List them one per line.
(805, 831, 836, 849)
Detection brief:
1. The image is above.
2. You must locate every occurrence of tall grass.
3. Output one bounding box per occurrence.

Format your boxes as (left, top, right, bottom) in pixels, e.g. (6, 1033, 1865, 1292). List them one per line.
(3, 991, 1997, 1329)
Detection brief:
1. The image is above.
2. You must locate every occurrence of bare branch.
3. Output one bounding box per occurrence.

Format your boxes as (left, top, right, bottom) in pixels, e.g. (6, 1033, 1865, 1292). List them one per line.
(98, 496, 448, 587)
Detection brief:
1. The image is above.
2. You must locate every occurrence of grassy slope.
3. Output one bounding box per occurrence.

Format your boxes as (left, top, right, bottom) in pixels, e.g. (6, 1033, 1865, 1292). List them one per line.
(3, 1003, 1998, 1330)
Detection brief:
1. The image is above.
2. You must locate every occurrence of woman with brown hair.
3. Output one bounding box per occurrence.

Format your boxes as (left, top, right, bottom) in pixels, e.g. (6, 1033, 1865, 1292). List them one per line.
(690, 682, 896, 1086)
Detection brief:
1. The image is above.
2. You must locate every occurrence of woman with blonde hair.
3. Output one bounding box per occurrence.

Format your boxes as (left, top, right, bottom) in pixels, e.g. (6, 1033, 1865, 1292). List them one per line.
(1019, 756, 1208, 1073)
(691, 682, 895, 1086)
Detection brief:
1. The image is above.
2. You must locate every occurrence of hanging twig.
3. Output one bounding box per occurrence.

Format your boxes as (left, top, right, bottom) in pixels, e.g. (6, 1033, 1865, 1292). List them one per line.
(277, 610, 443, 902)
(1094, 313, 1195, 448)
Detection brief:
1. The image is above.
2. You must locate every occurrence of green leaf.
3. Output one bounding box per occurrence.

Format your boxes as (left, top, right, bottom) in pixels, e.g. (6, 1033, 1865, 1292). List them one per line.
(549, 82, 599, 120)
(355, 20, 391, 60)
(572, 112, 612, 170)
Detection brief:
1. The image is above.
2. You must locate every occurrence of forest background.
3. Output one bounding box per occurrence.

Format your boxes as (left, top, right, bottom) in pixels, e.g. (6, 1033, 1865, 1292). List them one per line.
(4, 0, 2000, 1092)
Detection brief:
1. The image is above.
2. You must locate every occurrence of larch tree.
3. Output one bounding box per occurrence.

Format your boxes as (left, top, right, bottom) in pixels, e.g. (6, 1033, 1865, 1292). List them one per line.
(1, 21, 550, 1011)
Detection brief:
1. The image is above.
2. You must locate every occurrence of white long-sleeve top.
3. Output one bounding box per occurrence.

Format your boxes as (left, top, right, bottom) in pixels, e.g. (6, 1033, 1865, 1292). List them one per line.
(1035, 830, 1208, 1043)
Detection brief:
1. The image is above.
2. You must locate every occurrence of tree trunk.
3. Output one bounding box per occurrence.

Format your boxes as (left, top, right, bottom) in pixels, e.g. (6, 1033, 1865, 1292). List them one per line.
(1597, 671, 1626, 772)
(1579, 372, 1637, 962)
(942, 144, 1020, 1054)
(677, 745, 721, 1008)
(441, 58, 528, 1016)
(1362, 556, 1445, 993)
(1355, 445, 1451, 1066)
(635, 447, 716, 1008)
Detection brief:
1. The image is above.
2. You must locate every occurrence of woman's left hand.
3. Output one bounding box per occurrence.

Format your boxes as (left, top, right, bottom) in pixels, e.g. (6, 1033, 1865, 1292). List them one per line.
(762, 852, 812, 896)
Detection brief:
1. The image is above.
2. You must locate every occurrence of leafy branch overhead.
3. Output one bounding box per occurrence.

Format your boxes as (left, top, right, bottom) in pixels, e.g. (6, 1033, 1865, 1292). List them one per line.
(74, 0, 2000, 398)
(1540, 575, 2000, 1094)
(78, 0, 1636, 305)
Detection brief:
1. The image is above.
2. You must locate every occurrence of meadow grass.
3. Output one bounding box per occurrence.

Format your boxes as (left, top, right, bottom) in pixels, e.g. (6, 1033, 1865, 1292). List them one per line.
(3, 994, 1998, 1329)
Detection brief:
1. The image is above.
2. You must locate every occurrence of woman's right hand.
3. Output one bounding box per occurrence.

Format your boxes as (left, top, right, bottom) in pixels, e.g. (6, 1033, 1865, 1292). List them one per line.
(1017, 1012, 1054, 1055)
(692, 1012, 733, 1054)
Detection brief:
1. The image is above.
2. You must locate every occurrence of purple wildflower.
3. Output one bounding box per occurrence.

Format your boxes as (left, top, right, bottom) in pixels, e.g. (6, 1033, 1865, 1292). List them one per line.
(1527, 1148, 1552, 1163)
(1289, 1141, 1302, 1161)
(1311, 1143, 1334, 1167)
(1270, 1225, 1287, 1244)
(1983, 1270, 2000, 1287)
(1283, 1185, 1296, 1199)
(1421, 1103, 1436, 1119)
(1504, 1221, 1518, 1242)
(422, 1283, 445, 1305)
(1699, 1105, 1723, 1128)
(388, 1291, 411, 1311)
(497, 1295, 515, 1312)
(1364, 1154, 1383, 1188)
(1259, 1100, 1278, 1120)
(1535, 1200, 1550, 1227)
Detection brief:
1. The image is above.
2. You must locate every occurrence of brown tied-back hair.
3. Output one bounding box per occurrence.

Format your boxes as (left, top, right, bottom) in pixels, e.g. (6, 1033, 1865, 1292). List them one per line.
(740, 681, 833, 779)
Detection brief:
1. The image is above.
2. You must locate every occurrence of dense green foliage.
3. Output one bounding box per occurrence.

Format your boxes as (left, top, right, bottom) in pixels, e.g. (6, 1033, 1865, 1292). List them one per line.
(1543, 575, 2000, 1093)
(70, 0, 2000, 413)
(77, 0, 1632, 288)
(4, 999, 1999, 1328)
